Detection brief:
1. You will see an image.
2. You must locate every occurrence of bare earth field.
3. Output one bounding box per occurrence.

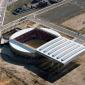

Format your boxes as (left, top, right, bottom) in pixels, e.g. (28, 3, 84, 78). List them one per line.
(15, 20, 36, 29)
(62, 13, 85, 32)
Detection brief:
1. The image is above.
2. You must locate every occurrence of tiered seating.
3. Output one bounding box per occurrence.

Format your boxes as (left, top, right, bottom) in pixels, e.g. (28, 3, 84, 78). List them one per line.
(37, 37, 85, 65)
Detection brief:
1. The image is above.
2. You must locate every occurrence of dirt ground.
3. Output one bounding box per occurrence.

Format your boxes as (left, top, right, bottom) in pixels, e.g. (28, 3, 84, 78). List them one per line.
(15, 20, 36, 29)
(0, 44, 85, 85)
(62, 13, 85, 32)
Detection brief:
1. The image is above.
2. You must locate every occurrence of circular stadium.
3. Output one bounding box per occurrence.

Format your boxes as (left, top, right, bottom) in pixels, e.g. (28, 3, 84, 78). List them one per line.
(9, 27, 61, 57)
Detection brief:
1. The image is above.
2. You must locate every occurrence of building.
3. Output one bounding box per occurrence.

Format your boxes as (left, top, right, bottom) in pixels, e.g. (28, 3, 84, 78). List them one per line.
(9, 27, 85, 66)
(9, 28, 60, 57)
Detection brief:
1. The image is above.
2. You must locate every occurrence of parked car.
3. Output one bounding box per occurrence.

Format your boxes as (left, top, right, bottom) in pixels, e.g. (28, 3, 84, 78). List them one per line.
(31, 0, 48, 9)
(49, 0, 63, 4)
(37, 1, 48, 8)
(31, 0, 39, 4)
(12, 6, 31, 15)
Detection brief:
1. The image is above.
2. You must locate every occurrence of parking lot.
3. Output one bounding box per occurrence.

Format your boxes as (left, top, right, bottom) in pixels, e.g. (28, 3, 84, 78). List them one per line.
(4, 0, 38, 24)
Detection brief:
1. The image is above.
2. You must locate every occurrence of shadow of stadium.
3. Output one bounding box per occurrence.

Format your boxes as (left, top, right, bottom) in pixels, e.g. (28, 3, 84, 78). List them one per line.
(0, 44, 80, 83)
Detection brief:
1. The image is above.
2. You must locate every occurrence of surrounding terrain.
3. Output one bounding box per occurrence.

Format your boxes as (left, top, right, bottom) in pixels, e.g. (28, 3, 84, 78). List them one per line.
(0, 0, 85, 85)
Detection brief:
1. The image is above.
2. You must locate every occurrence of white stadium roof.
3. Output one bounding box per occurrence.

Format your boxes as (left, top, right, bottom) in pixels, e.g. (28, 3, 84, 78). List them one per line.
(37, 36, 85, 65)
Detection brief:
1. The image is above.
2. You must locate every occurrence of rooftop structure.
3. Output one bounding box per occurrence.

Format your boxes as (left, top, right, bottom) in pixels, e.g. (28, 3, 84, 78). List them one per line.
(37, 36, 85, 65)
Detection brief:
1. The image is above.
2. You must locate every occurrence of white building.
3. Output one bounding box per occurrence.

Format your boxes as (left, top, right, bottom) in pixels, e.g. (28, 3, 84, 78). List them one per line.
(9, 27, 85, 65)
